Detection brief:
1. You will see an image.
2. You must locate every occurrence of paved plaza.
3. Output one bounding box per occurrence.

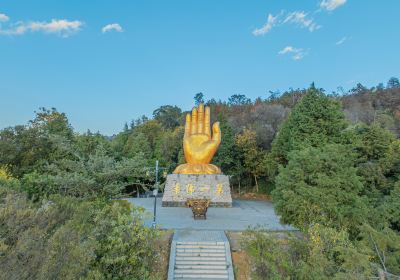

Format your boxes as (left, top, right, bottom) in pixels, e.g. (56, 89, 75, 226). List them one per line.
(126, 198, 295, 231)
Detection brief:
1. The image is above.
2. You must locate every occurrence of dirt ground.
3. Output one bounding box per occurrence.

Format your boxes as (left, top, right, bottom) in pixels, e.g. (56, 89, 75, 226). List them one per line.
(152, 229, 174, 280)
(227, 231, 299, 280)
(227, 231, 253, 280)
(231, 192, 272, 201)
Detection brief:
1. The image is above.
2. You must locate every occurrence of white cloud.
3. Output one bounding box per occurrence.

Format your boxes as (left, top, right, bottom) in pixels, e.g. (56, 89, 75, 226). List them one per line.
(284, 11, 321, 32)
(0, 19, 83, 37)
(336, 36, 347, 45)
(253, 10, 320, 36)
(0, 13, 9, 22)
(320, 0, 347, 11)
(278, 46, 307, 60)
(102, 23, 123, 33)
(278, 46, 296, 54)
(252, 14, 277, 36)
(28, 19, 83, 36)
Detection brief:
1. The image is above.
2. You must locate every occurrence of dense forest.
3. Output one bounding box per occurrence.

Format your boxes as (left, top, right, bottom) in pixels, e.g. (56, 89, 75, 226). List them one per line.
(1, 77, 400, 279)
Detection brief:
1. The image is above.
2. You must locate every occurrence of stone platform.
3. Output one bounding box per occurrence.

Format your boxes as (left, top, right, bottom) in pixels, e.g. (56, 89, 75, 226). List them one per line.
(162, 174, 232, 207)
(125, 198, 296, 231)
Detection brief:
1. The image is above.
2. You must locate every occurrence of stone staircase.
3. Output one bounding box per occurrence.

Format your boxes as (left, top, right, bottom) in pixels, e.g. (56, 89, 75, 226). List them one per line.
(168, 230, 234, 280)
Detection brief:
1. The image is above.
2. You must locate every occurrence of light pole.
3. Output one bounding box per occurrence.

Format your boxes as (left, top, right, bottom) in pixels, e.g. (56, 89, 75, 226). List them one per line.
(152, 160, 167, 229)
(152, 188, 158, 228)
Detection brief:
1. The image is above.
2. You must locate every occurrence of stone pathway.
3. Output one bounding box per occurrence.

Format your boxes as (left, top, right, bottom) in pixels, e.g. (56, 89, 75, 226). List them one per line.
(168, 230, 234, 280)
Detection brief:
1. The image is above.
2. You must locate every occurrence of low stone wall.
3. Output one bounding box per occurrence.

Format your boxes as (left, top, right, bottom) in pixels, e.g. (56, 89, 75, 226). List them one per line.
(162, 174, 232, 207)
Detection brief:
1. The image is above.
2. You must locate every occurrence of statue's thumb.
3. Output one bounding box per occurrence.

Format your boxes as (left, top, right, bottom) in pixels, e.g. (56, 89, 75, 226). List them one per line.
(212, 122, 221, 143)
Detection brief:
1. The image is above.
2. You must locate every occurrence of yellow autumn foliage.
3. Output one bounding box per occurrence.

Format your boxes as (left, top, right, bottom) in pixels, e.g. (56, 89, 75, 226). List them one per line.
(0, 165, 12, 180)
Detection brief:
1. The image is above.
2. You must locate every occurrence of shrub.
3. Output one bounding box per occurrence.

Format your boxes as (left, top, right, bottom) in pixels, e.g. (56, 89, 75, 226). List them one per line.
(0, 186, 160, 280)
(244, 225, 373, 280)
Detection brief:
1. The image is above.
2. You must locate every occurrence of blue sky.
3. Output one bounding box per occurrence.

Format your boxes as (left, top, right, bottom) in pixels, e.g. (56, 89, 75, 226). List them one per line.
(1, 0, 399, 135)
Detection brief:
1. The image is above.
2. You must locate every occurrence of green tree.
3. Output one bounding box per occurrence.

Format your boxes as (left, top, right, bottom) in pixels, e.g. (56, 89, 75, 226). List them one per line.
(272, 144, 367, 234)
(194, 92, 204, 105)
(228, 94, 251, 106)
(75, 131, 111, 158)
(236, 128, 265, 192)
(123, 132, 152, 160)
(269, 87, 347, 167)
(387, 77, 400, 89)
(110, 130, 130, 159)
(152, 105, 182, 129)
(212, 116, 237, 174)
(21, 147, 148, 200)
(154, 126, 183, 168)
(29, 107, 74, 140)
(135, 120, 163, 151)
(0, 109, 76, 177)
(357, 224, 400, 275)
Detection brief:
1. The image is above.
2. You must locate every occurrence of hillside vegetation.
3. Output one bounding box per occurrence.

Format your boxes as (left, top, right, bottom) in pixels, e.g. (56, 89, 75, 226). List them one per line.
(1, 77, 400, 279)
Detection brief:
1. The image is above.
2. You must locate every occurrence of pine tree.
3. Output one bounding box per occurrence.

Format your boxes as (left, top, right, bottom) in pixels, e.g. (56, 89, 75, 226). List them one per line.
(269, 86, 347, 167)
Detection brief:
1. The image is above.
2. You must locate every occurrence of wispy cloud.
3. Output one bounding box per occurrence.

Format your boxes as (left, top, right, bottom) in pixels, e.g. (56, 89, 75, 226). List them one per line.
(0, 13, 9, 22)
(283, 11, 321, 32)
(253, 10, 320, 36)
(320, 0, 347, 11)
(278, 46, 307, 60)
(0, 18, 83, 37)
(335, 36, 347, 45)
(252, 14, 278, 36)
(102, 23, 123, 33)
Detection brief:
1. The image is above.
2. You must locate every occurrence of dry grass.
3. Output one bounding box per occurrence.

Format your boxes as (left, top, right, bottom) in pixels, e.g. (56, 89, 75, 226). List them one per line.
(227, 231, 253, 280)
(151, 229, 174, 280)
(232, 192, 272, 201)
(232, 250, 252, 280)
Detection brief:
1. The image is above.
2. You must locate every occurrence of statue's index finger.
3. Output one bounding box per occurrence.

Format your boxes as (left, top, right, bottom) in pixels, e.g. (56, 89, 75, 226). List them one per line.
(204, 106, 211, 137)
(184, 113, 191, 138)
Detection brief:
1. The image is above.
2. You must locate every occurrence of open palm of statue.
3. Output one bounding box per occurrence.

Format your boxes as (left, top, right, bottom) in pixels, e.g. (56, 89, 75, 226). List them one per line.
(174, 103, 222, 174)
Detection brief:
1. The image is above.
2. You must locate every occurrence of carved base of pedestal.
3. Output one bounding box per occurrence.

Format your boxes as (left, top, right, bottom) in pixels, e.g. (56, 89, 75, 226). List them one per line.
(162, 174, 232, 207)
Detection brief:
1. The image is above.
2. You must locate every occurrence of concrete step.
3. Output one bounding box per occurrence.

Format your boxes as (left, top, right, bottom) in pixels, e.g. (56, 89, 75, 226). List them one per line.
(176, 248, 226, 253)
(175, 261, 228, 266)
(176, 245, 225, 249)
(174, 269, 228, 275)
(176, 241, 225, 246)
(176, 252, 226, 257)
(174, 274, 229, 280)
(168, 230, 234, 280)
(175, 265, 228, 270)
(176, 256, 226, 261)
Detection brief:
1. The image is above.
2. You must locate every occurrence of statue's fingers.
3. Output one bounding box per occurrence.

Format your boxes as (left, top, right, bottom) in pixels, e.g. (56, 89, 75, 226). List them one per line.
(184, 113, 191, 138)
(212, 122, 221, 143)
(204, 106, 211, 137)
(198, 103, 204, 134)
(191, 107, 198, 134)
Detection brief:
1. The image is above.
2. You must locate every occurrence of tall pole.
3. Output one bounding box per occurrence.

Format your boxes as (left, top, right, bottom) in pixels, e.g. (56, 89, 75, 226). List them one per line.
(152, 160, 159, 229)
(156, 160, 159, 187)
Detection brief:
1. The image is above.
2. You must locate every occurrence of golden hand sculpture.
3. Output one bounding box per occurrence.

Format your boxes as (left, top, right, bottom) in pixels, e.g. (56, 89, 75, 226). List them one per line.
(173, 103, 222, 174)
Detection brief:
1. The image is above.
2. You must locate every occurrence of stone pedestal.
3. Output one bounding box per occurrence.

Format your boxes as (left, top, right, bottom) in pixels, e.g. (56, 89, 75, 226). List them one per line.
(162, 174, 232, 207)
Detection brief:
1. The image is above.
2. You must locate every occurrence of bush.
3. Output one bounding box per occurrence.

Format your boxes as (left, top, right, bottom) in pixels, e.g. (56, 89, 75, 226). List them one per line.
(0, 185, 160, 280)
(20, 150, 148, 201)
(244, 225, 373, 280)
